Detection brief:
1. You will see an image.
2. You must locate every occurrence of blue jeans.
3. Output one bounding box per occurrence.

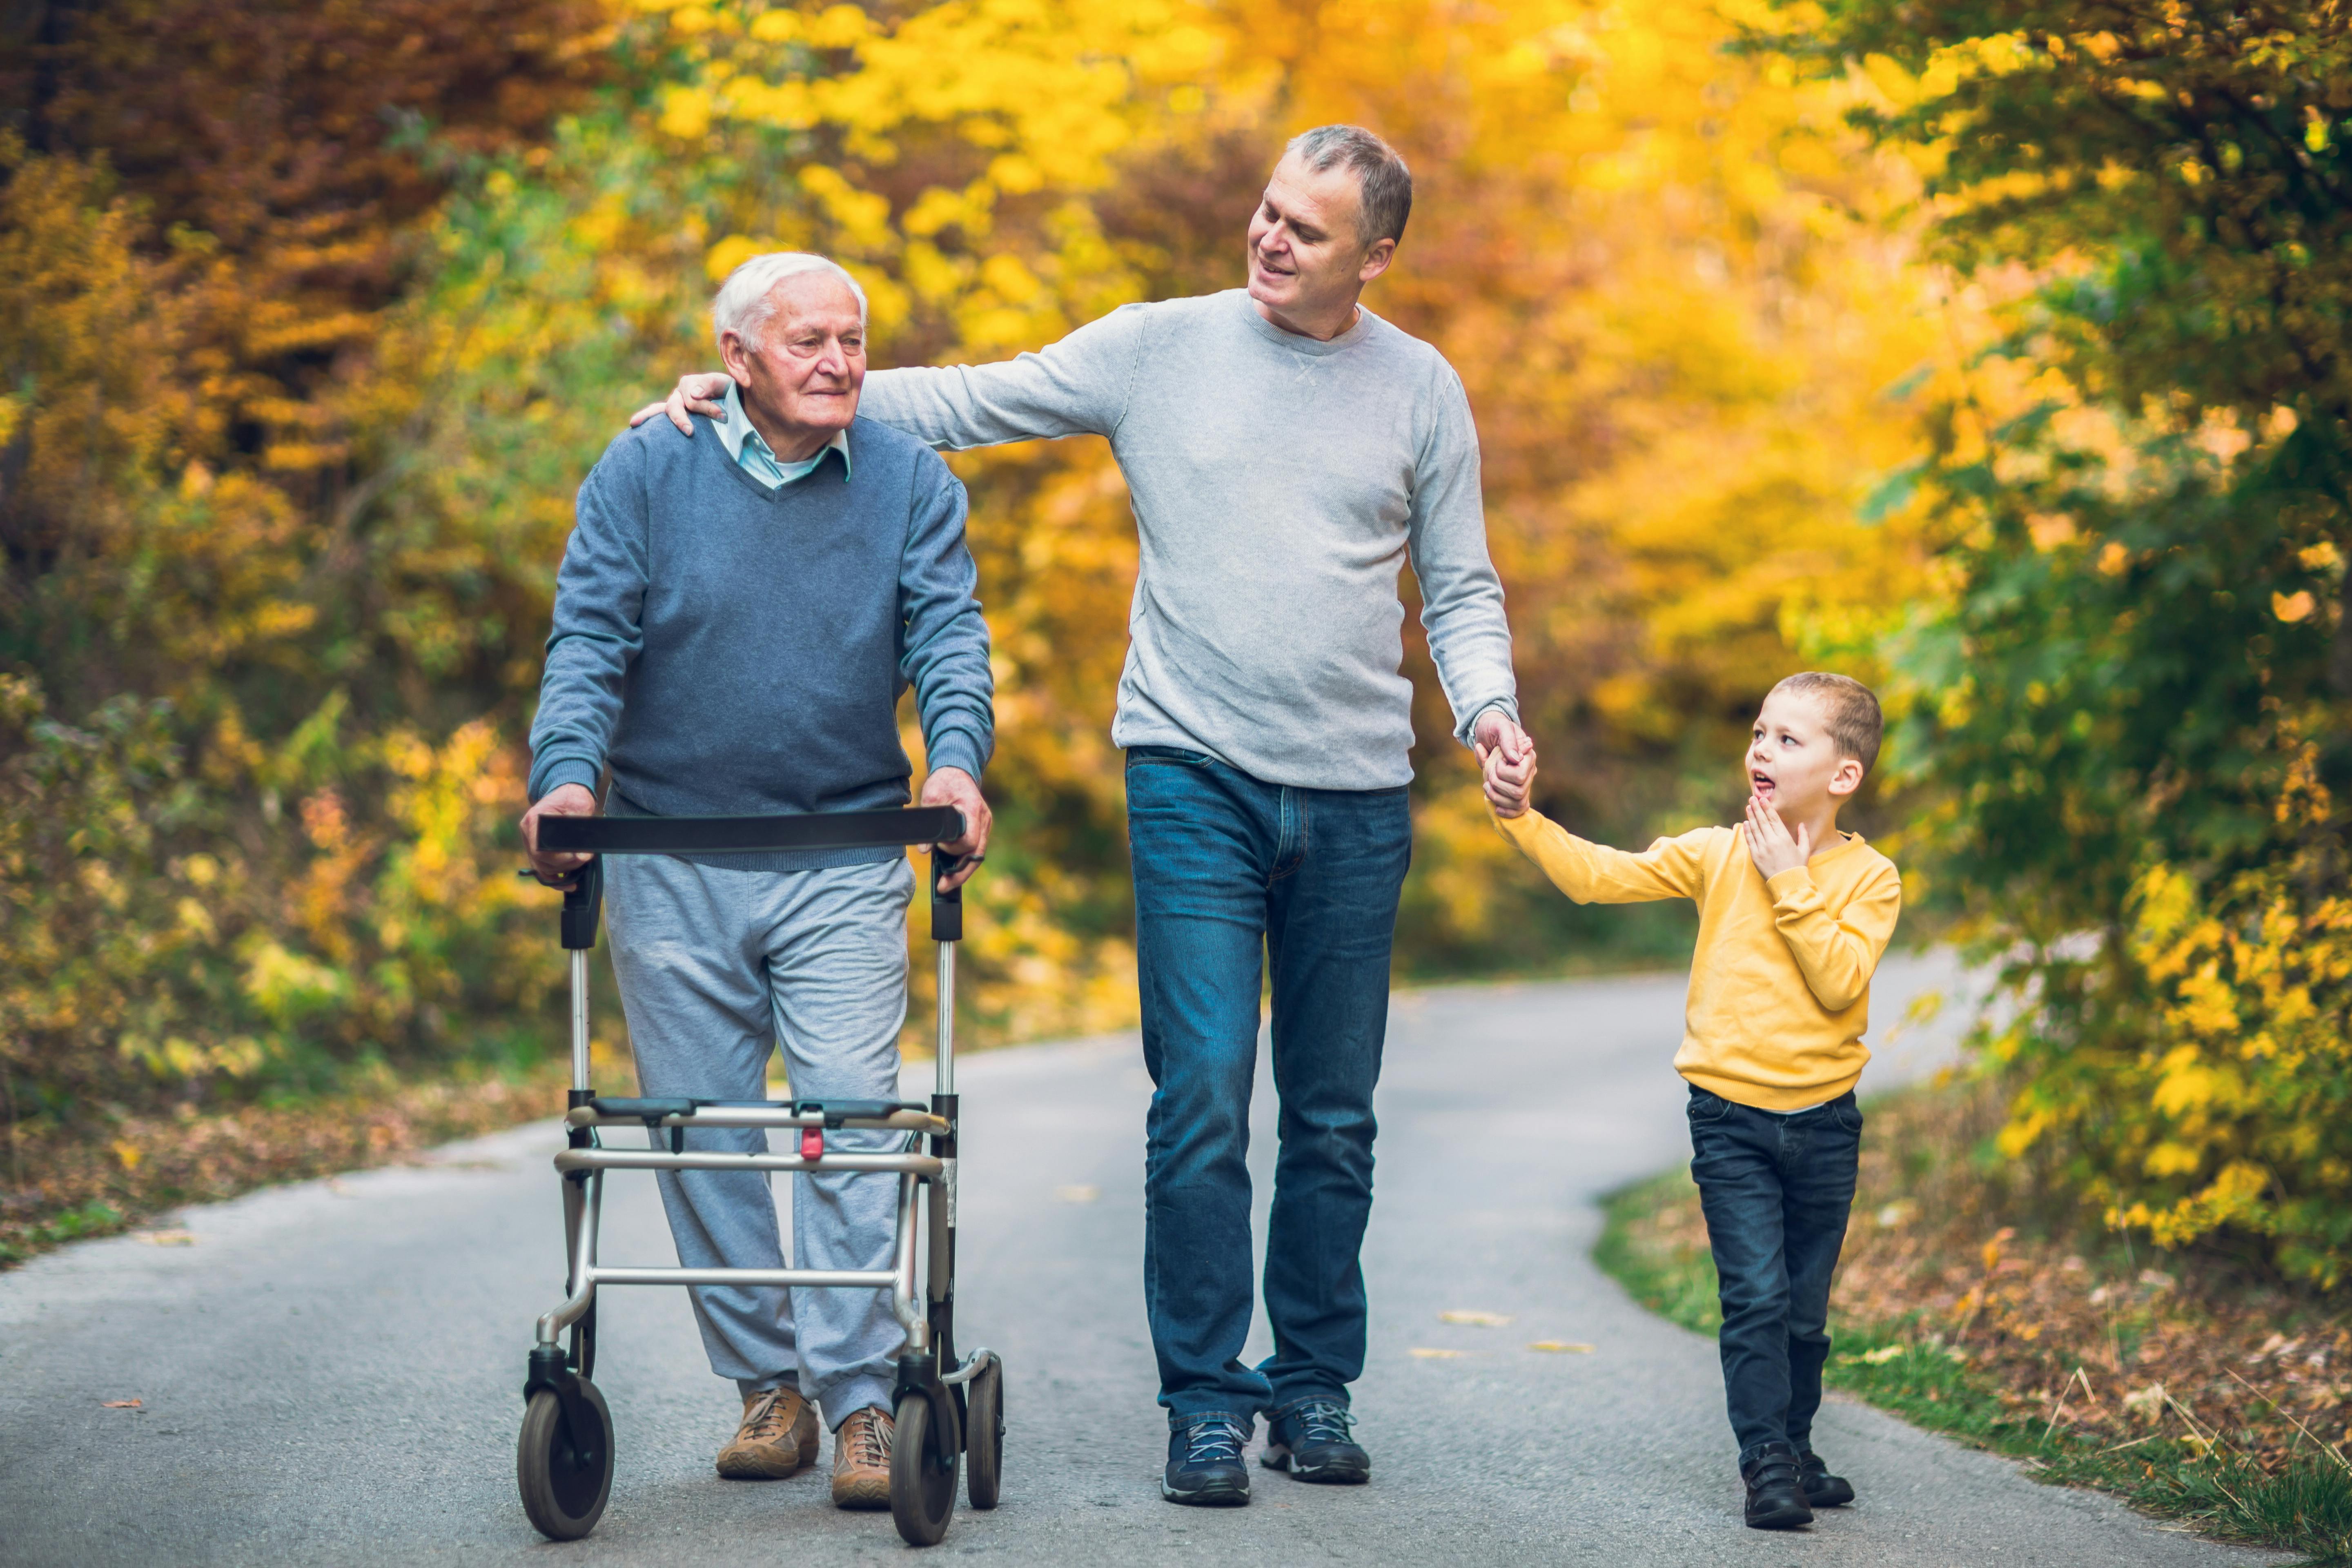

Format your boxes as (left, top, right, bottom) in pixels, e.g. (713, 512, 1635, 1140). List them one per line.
(1125, 747, 1413, 1419)
(1686, 1084, 1863, 1462)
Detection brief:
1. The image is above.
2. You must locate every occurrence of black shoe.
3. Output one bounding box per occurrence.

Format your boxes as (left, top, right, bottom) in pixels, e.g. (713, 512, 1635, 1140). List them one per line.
(1797, 1448, 1855, 1508)
(1741, 1442, 1815, 1530)
(1261, 1396, 1370, 1484)
(1163, 1413, 1253, 1506)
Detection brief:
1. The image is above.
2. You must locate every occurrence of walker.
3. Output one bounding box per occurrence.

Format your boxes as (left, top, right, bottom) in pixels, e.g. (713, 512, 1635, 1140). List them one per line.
(516, 808, 1000, 1546)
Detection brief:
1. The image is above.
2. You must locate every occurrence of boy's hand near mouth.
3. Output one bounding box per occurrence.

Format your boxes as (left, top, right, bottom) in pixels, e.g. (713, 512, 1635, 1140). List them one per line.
(1742, 792, 1812, 880)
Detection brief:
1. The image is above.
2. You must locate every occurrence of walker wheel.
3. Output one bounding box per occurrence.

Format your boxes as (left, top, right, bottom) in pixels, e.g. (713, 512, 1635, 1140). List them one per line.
(965, 1359, 1003, 1509)
(518, 1379, 615, 1541)
(890, 1389, 960, 1546)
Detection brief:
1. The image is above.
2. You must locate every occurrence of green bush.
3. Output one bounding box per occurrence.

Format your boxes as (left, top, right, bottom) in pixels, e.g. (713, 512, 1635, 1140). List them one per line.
(1778, 0, 2352, 1283)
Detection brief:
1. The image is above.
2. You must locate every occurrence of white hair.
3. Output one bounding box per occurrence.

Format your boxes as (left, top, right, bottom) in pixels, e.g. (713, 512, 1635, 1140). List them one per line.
(711, 252, 868, 353)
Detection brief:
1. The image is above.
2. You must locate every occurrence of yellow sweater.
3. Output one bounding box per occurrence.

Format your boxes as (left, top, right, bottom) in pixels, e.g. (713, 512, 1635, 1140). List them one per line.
(1494, 808, 1902, 1110)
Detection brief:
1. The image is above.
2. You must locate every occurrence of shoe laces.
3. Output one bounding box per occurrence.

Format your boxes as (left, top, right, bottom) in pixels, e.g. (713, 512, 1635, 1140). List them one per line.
(1180, 1416, 1251, 1465)
(741, 1387, 795, 1442)
(843, 1408, 893, 1469)
(1289, 1398, 1356, 1446)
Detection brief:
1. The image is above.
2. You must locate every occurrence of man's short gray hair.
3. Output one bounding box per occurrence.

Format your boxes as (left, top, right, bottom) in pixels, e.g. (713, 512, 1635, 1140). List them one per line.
(1284, 125, 1413, 248)
(712, 252, 868, 354)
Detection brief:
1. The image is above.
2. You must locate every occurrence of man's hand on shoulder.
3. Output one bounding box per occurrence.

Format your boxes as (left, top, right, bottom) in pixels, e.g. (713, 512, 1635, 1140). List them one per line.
(627, 372, 733, 437)
(521, 783, 599, 884)
(920, 767, 992, 892)
(1474, 715, 1537, 820)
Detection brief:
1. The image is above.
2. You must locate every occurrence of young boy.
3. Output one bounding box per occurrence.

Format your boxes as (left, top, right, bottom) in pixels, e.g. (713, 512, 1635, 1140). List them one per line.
(1479, 672, 1901, 1531)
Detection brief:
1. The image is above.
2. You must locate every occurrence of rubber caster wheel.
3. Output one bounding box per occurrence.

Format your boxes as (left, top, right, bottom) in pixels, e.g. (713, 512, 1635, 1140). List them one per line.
(966, 1359, 1003, 1510)
(518, 1379, 614, 1541)
(891, 1390, 960, 1546)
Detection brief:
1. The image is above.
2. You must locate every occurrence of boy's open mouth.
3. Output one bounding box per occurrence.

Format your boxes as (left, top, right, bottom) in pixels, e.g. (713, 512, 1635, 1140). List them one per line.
(1750, 771, 1775, 795)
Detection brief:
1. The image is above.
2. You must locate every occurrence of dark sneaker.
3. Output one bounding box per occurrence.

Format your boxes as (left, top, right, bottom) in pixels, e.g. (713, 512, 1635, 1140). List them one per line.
(1163, 1412, 1253, 1506)
(1741, 1441, 1814, 1530)
(1261, 1396, 1370, 1484)
(1797, 1448, 1855, 1508)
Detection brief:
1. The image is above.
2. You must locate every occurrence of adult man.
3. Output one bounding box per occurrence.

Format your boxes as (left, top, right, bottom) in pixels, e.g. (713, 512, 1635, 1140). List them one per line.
(525, 252, 993, 1511)
(639, 126, 1528, 1506)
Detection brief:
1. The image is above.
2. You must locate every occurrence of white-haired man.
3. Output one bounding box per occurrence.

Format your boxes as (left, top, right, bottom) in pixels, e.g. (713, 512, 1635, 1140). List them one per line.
(526, 252, 994, 1510)
(637, 126, 1528, 1507)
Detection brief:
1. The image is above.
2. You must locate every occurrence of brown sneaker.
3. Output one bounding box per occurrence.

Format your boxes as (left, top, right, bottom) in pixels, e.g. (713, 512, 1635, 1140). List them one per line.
(716, 1386, 820, 1479)
(831, 1404, 894, 1509)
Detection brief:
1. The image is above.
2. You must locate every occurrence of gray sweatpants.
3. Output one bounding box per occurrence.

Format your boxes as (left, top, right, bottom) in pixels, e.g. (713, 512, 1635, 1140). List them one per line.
(603, 853, 914, 1427)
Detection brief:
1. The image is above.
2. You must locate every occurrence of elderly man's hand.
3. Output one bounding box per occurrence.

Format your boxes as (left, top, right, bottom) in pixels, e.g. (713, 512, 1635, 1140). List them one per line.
(628, 372, 733, 437)
(920, 767, 992, 893)
(521, 783, 599, 884)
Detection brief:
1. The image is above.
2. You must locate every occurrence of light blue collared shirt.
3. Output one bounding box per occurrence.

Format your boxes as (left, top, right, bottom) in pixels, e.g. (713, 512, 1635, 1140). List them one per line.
(715, 379, 853, 489)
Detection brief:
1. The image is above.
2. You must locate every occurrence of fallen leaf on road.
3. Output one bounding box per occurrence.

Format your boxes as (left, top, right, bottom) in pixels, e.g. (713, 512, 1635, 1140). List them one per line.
(137, 1231, 194, 1247)
(1527, 1341, 1594, 1354)
(1055, 1185, 1100, 1204)
(1408, 1348, 1467, 1359)
(101, 1400, 142, 1409)
(1440, 1310, 1514, 1326)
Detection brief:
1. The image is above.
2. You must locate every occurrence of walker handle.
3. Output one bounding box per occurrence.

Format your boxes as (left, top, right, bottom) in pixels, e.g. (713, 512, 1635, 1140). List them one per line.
(931, 851, 966, 943)
(560, 857, 604, 951)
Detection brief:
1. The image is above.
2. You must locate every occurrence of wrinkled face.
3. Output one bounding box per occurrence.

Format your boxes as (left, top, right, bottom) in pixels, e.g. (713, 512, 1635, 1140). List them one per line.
(1747, 689, 1862, 817)
(724, 274, 866, 434)
(1245, 151, 1391, 321)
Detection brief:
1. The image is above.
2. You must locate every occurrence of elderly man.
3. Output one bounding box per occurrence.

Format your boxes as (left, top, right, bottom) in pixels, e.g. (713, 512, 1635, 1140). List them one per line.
(525, 252, 993, 1511)
(639, 126, 1526, 1506)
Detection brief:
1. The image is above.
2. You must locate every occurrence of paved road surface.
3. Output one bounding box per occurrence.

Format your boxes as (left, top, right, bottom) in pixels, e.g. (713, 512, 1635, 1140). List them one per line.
(0, 953, 2290, 1566)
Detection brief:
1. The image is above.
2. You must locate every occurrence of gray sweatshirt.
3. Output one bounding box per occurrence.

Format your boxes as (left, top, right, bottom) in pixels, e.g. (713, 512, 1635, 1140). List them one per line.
(860, 289, 1517, 791)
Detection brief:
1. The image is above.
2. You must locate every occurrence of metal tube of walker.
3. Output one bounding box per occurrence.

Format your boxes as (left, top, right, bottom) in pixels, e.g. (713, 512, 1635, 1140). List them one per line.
(935, 941, 954, 1096)
(569, 949, 591, 1093)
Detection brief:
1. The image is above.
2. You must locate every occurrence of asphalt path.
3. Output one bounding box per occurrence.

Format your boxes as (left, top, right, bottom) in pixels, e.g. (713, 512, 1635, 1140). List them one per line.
(0, 952, 2292, 1566)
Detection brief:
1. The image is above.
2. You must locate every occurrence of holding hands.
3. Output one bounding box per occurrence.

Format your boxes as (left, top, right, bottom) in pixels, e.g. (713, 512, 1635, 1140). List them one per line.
(1742, 792, 1811, 880)
(1475, 710, 1537, 819)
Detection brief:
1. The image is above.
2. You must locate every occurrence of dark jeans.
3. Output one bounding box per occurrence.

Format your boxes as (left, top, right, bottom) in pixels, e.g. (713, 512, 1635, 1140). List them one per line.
(1686, 1084, 1863, 1463)
(1125, 746, 1413, 1419)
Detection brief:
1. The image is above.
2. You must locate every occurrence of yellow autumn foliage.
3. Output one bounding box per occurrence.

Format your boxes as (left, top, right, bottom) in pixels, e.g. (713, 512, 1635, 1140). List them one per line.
(4, 0, 1955, 1122)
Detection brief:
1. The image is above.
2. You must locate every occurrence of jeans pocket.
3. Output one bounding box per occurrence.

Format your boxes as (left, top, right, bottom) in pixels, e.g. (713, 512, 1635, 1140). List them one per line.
(1831, 1096, 1864, 1135)
(1686, 1087, 1733, 1124)
(1125, 746, 1216, 769)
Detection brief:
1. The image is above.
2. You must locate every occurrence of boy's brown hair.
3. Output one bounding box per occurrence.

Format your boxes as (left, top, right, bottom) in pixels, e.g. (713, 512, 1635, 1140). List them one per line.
(1771, 672, 1883, 775)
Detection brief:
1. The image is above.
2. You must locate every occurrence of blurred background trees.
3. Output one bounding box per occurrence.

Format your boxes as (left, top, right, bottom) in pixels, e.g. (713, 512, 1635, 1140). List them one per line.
(20, 0, 2344, 1289)
(0, 0, 1939, 1135)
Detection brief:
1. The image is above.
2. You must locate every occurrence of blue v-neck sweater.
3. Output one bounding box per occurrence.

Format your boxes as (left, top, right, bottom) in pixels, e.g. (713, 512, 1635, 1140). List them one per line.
(528, 412, 993, 869)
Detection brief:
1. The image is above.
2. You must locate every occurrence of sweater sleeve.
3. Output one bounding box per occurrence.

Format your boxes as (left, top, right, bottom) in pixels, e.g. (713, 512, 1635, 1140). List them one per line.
(1764, 858, 1903, 1012)
(528, 441, 648, 802)
(1494, 808, 1713, 904)
(898, 454, 995, 782)
(1410, 365, 1519, 747)
(856, 304, 1148, 450)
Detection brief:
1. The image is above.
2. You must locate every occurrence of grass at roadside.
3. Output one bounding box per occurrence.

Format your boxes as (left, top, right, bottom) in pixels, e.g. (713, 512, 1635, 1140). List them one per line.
(1596, 1080, 2352, 1565)
(0, 1058, 583, 1268)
